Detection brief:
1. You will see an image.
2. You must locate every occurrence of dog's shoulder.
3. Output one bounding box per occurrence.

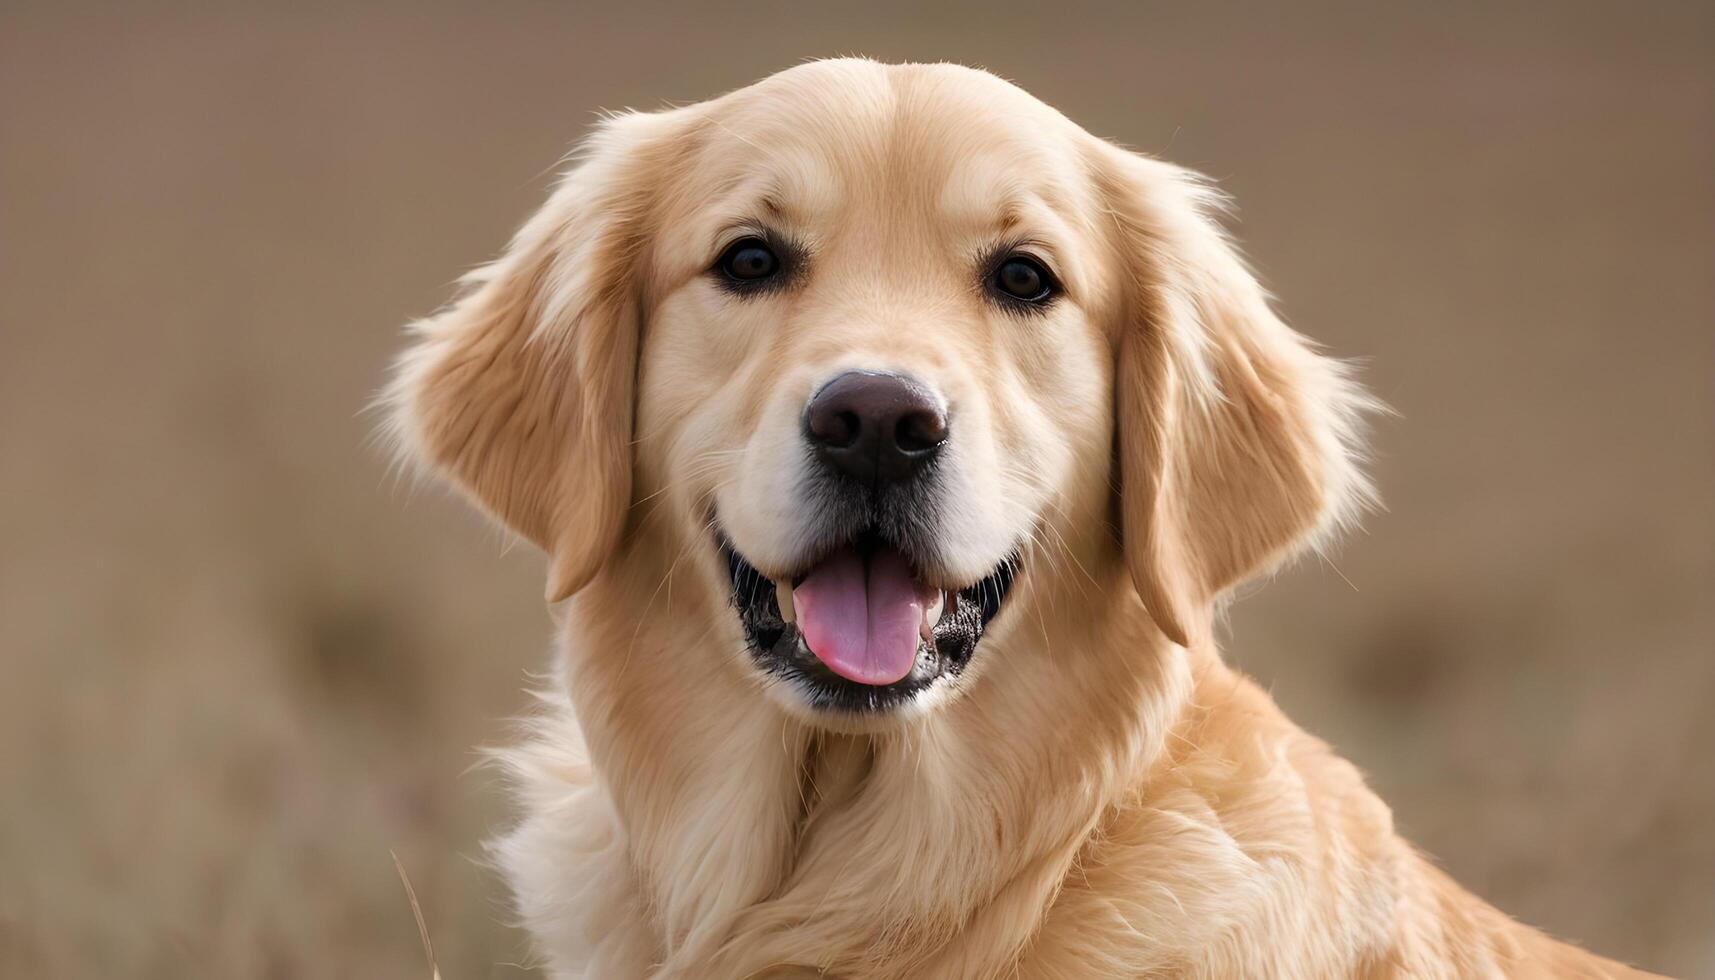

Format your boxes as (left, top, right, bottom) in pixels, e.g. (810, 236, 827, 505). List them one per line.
(1024, 660, 1660, 978)
(1017, 661, 1395, 976)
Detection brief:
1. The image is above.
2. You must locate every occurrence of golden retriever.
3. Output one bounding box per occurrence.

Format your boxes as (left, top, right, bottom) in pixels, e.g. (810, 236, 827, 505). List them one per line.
(387, 59, 1658, 979)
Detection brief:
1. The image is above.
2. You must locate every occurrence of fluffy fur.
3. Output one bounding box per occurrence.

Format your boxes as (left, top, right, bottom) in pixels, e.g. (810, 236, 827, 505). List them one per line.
(388, 59, 1658, 979)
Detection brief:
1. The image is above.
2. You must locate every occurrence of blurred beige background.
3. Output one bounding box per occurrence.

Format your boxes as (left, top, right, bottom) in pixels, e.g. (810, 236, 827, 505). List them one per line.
(2, 2, 1710, 977)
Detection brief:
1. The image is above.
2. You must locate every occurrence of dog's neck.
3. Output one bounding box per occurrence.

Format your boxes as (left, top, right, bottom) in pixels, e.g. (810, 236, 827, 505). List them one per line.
(559, 544, 1194, 975)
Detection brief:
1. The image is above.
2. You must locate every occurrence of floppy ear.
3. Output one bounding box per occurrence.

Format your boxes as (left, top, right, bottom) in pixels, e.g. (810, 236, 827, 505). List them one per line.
(1098, 147, 1373, 647)
(387, 110, 683, 601)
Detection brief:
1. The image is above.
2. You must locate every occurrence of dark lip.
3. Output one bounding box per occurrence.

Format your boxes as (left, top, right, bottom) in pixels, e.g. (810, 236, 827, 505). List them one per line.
(720, 530, 1019, 713)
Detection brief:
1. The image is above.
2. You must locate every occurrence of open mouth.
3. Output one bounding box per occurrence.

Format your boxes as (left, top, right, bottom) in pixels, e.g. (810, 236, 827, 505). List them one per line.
(723, 530, 1018, 713)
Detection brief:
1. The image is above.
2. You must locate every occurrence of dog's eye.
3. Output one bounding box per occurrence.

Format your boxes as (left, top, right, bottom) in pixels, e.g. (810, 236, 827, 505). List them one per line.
(718, 238, 780, 282)
(991, 255, 1057, 305)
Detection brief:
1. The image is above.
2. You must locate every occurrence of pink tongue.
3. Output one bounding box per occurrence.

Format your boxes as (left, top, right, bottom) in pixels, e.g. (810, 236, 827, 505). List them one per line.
(792, 546, 925, 686)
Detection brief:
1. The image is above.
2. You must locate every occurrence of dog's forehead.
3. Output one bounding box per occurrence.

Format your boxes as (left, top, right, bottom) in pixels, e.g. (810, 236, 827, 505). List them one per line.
(689, 61, 1091, 230)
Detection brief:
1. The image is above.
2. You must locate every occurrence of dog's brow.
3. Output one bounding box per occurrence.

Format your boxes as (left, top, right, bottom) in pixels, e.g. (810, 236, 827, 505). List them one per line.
(702, 182, 810, 250)
(934, 149, 1058, 239)
(726, 175, 827, 230)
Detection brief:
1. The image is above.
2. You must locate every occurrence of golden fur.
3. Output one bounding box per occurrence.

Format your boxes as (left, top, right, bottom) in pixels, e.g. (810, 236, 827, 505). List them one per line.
(388, 59, 1658, 978)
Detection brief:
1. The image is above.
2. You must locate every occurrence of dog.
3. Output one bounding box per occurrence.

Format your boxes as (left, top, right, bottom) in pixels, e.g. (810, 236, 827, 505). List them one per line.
(387, 59, 1658, 979)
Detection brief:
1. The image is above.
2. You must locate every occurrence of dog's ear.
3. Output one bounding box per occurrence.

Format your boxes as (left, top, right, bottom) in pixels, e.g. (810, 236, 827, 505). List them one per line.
(387, 110, 685, 601)
(1096, 146, 1373, 647)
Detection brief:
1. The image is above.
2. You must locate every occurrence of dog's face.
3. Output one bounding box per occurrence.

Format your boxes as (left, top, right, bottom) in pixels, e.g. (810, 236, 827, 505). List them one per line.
(391, 60, 1367, 725)
(637, 66, 1119, 716)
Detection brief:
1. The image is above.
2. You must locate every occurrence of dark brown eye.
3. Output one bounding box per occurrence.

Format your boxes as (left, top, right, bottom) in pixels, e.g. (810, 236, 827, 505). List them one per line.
(992, 255, 1056, 304)
(719, 238, 779, 281)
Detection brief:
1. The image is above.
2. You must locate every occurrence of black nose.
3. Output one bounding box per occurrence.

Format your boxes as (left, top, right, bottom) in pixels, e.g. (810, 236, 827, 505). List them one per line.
(804, 371, 948, 484)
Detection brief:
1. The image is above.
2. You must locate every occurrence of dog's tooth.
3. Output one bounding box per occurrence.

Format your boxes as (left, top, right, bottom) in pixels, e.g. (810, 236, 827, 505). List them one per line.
(776, 580, 795, 624)
(921, 591, 944, 642)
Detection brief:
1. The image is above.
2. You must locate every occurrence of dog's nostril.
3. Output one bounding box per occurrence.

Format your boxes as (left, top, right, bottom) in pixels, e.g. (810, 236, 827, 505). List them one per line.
(895, 411, 946, 454)
(806, 404, 860, 449)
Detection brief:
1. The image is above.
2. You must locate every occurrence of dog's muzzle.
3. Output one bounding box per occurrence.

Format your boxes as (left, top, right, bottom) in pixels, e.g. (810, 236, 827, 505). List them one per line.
(720, 369, 1018, 713)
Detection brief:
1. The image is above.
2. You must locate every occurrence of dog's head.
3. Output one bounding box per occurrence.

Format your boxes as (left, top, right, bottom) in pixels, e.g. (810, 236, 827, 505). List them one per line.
(389, 60, 1369, 723)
